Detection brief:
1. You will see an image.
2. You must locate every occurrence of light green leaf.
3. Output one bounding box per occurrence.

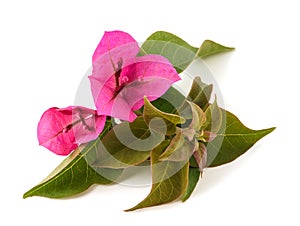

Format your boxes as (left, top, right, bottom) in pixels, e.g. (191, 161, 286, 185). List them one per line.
(207, 109, 275, 167)
(140, 31, 234, 73)
(91, 117, 164, 169)
(143, 96, 185, 135)
(188, 101, 206, 130)
(188, 77, 213, 110)
(198, 40, 235, 58)
(181, 167, 201, 202)
(23, 120, 123, 199)
(125, 141, 189, 211)
(204, 97, 223, 133)
(159, 131, 185, 159)
(159, 131, 196, 162)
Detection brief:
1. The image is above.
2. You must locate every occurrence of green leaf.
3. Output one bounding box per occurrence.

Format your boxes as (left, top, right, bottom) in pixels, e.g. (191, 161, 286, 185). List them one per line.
(204, 97, 223, 133)
(143, 97, 185, 135)
(181, 167, 201, 202)
(125, 141, 189, 211)
(207, 109, 276, 167)
(198, 40, 235, 58)
(188, 101, 206, 130)
(193, 142, 207, 171)
(188, 77, 213, 110)
(159, 131, 196, 162)
(140, 31, 234, 73)
(147, 86, 186, 114)
(91, 117, 164, 169)
(152, 86, 193, 123)
(23, 120, 123, 199)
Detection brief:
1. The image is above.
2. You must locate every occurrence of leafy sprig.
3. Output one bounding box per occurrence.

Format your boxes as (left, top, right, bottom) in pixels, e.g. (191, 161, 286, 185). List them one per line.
(24, 31, 275, 211)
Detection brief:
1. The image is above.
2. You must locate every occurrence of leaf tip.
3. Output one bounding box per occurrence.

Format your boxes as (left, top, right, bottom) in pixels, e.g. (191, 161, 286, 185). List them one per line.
(23, 191, 31, 199)
(270, 126, 276, 131)
(262, 126, 276, 136)
(124, 206, 138, 212)
(226, 46, 235, 51)
(207, 39, 235, 50)
(181, 195, 189, 202)
(203, 39, 235, 52)
(143, 96, 150, 103)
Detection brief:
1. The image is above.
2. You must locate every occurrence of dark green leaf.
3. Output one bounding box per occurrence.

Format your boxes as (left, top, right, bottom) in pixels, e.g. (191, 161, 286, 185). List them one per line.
(140, 31, 234, 73)
(23, 121, 123, 199)
(91, 117, 164, 169)
(181, 167, 201, 202)
(188, 77, 213, 110)
(149, 86, 186, 114)
(207, 109, 275, 167)
(125, 141, 189, 211)
(189, 154, 198, 168)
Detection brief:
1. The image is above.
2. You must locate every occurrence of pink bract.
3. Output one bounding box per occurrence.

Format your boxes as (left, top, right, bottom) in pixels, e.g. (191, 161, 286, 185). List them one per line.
(37, 107, 106, 156)
(89, 30, 180, 122)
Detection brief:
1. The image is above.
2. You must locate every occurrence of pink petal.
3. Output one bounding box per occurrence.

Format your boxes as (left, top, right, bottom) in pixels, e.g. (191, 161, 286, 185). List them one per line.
(120, 54, 181, 111)
(123, 77, 178, 111)
(92, 31, 138, 63)
(64, 107, 106, 144)
(121, 54, 181, 83)
(91, 54, 180, 122)
(94, 94, 137, 122)
(103, 76, 178, 122)
(89, 75, 116, 115)
(37, 107, 106, 156)
(90, 31, 140, 114)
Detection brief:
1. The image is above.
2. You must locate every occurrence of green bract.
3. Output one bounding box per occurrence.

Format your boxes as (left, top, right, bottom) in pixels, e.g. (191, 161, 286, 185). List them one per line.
(24, 31, 275, 211)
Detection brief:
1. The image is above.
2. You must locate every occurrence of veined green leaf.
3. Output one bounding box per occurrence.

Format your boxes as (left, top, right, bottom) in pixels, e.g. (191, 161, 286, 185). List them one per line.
(126, 141, 189, 211)
(188, 101, 206, 130)
(188, 77, 213, 110)
(181, 167, 201, 202)
(207, 109, 275, 167)
(159, 131, 196, 162)
(146, 86, 186, 115)
(23, 120, 123, 199)
(91, 117, 164, 169)
(198, 40, 235, 58)
(143, 97, 185, 135)
(204, 97, 223, 133)
(140, 31, 234, 73)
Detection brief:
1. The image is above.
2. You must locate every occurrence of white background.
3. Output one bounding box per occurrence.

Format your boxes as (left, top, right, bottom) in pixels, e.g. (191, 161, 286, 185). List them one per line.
(1, 0, 299, 225)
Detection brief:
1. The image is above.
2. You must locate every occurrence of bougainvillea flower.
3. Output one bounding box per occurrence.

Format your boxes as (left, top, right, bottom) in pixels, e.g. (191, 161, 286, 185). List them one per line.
(37, 107, 106, 155)
(89, 31, 181, 122)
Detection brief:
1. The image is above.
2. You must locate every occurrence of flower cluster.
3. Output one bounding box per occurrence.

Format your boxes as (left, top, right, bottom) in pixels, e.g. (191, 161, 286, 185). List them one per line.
(38, 31, 180, 155)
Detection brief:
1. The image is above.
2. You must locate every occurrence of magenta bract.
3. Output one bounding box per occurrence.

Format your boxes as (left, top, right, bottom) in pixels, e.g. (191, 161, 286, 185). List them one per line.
(37, 107, 105, 155)
(89, 30, 180, 122)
